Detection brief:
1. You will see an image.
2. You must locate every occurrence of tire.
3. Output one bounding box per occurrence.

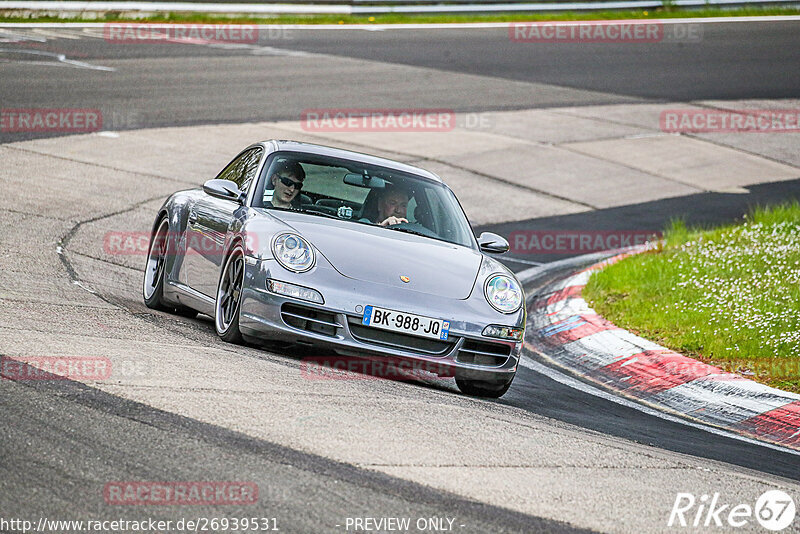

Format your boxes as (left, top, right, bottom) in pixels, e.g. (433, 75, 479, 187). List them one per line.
(215, 244, 245, 344)
(143, 217, 199, 319)
(455, 372, 515, 398)
(143, 217, 172, 311)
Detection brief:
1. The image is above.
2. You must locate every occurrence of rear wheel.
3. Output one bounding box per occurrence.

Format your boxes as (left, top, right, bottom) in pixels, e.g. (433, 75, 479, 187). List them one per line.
(455, 371, 515, 398)
(143, 217, 198, 318)
(215, 244, 245, 344)
(143, 218, 172, 311)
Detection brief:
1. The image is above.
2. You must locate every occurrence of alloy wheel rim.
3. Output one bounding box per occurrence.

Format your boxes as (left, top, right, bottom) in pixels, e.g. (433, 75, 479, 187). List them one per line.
(143, 220, 169, 300)
(217, 249, 244, 332)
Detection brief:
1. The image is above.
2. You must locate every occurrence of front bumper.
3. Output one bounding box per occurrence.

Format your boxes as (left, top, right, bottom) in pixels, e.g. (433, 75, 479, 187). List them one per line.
(238, 258, 523, 377)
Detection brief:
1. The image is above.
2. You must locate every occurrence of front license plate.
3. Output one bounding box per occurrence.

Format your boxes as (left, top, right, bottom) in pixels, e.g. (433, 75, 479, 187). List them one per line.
(361, 305, 450, 341)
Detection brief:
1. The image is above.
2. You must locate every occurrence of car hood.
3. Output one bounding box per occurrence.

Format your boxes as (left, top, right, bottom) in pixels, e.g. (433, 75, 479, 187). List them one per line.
(267, 210, 482, 299)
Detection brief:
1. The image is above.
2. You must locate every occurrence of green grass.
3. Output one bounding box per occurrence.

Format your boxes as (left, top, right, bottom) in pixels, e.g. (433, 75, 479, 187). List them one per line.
(584, 203, 800, 393)
(2, 6, 799, 24)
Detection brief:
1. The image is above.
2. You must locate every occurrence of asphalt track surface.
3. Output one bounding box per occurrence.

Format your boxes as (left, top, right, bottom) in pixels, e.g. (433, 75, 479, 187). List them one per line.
(1, 21, 799, 138)
(2, 20, 800, 533)
(1, 375, 577, 533)
(251, 22, 800, 101)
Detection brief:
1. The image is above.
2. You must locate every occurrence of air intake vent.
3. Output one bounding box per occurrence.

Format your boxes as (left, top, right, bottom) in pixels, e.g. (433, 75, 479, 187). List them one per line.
(456, 339, 511, 367)
(347, 317, 455, 355)
(281, 303, 341, 337)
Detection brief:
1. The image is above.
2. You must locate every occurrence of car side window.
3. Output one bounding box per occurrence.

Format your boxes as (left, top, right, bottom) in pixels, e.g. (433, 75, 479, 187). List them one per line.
(425, 189, 449, 237)
(216, 147, 263, 195)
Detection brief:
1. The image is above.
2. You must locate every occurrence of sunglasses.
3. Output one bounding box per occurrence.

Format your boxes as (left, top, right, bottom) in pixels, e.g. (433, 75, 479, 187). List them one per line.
(276, 175, 303, 190)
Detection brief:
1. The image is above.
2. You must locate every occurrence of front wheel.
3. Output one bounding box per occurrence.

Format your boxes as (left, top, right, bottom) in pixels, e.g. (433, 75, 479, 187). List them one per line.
(215, 244, 245, 344)
(455, 371, 515, 398)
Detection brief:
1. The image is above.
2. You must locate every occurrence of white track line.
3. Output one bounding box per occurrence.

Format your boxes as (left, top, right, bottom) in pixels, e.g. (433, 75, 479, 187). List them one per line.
(0, 16, 799, 30)
(519, 357, 800, 457)
(0, 47, 115, 69)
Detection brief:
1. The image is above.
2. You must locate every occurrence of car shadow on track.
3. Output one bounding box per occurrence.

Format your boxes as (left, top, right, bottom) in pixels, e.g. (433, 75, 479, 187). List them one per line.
(173, 312, 463, 395)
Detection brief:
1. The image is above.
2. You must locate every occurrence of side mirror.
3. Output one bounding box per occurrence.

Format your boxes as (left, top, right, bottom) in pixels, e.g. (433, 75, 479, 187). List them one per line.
(203, 179, 244, 203)
(477, 232, 510, 254)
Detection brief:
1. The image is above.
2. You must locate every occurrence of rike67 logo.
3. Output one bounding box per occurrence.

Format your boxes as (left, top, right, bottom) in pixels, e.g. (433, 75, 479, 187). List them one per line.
(669, 490, 796, 531)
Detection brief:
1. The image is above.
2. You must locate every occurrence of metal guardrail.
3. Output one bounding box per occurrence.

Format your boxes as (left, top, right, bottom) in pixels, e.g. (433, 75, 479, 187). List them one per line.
(355, 0, 798, 13)
(0, 0, 664, 2)
(0, 0, 682, 3)
(0, 0, 797, 13)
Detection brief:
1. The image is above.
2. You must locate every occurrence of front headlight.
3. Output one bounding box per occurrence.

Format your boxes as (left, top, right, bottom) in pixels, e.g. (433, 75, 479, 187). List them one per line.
(484, 274, 522, 314)
(272, 233, 315, 273)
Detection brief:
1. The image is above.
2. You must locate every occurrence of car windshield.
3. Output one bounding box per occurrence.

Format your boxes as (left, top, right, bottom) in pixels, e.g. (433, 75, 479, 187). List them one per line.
(254, 151, 476, 249)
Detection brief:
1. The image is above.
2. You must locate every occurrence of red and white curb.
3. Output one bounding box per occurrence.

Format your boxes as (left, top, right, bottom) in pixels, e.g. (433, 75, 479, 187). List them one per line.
(526, 248, 800, 452)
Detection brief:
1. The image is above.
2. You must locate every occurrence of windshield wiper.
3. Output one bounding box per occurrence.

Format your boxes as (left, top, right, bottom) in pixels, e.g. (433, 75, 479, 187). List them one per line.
(388, 226, 432, 239)
(264, 206, 300, 213)
(267, 206, 343, 220)
(298, 209, 349, 221)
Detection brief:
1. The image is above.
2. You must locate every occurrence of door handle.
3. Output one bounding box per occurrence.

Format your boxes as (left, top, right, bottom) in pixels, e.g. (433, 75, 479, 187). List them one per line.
(188, 212, 198, 225)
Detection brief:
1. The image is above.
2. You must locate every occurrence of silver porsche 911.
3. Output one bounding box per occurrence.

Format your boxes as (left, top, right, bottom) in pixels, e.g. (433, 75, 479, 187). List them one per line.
(143, 140, 525, 397)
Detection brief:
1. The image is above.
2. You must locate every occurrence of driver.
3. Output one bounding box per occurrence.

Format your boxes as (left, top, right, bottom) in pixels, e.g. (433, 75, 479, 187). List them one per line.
(372, 185, 409, 227)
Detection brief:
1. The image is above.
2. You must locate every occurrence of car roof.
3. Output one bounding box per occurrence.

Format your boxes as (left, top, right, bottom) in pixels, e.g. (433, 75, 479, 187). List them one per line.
(261, 140, 443, 184)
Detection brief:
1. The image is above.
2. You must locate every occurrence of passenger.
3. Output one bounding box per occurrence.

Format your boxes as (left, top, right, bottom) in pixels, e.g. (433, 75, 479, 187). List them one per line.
(266, 161, 305, 209)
